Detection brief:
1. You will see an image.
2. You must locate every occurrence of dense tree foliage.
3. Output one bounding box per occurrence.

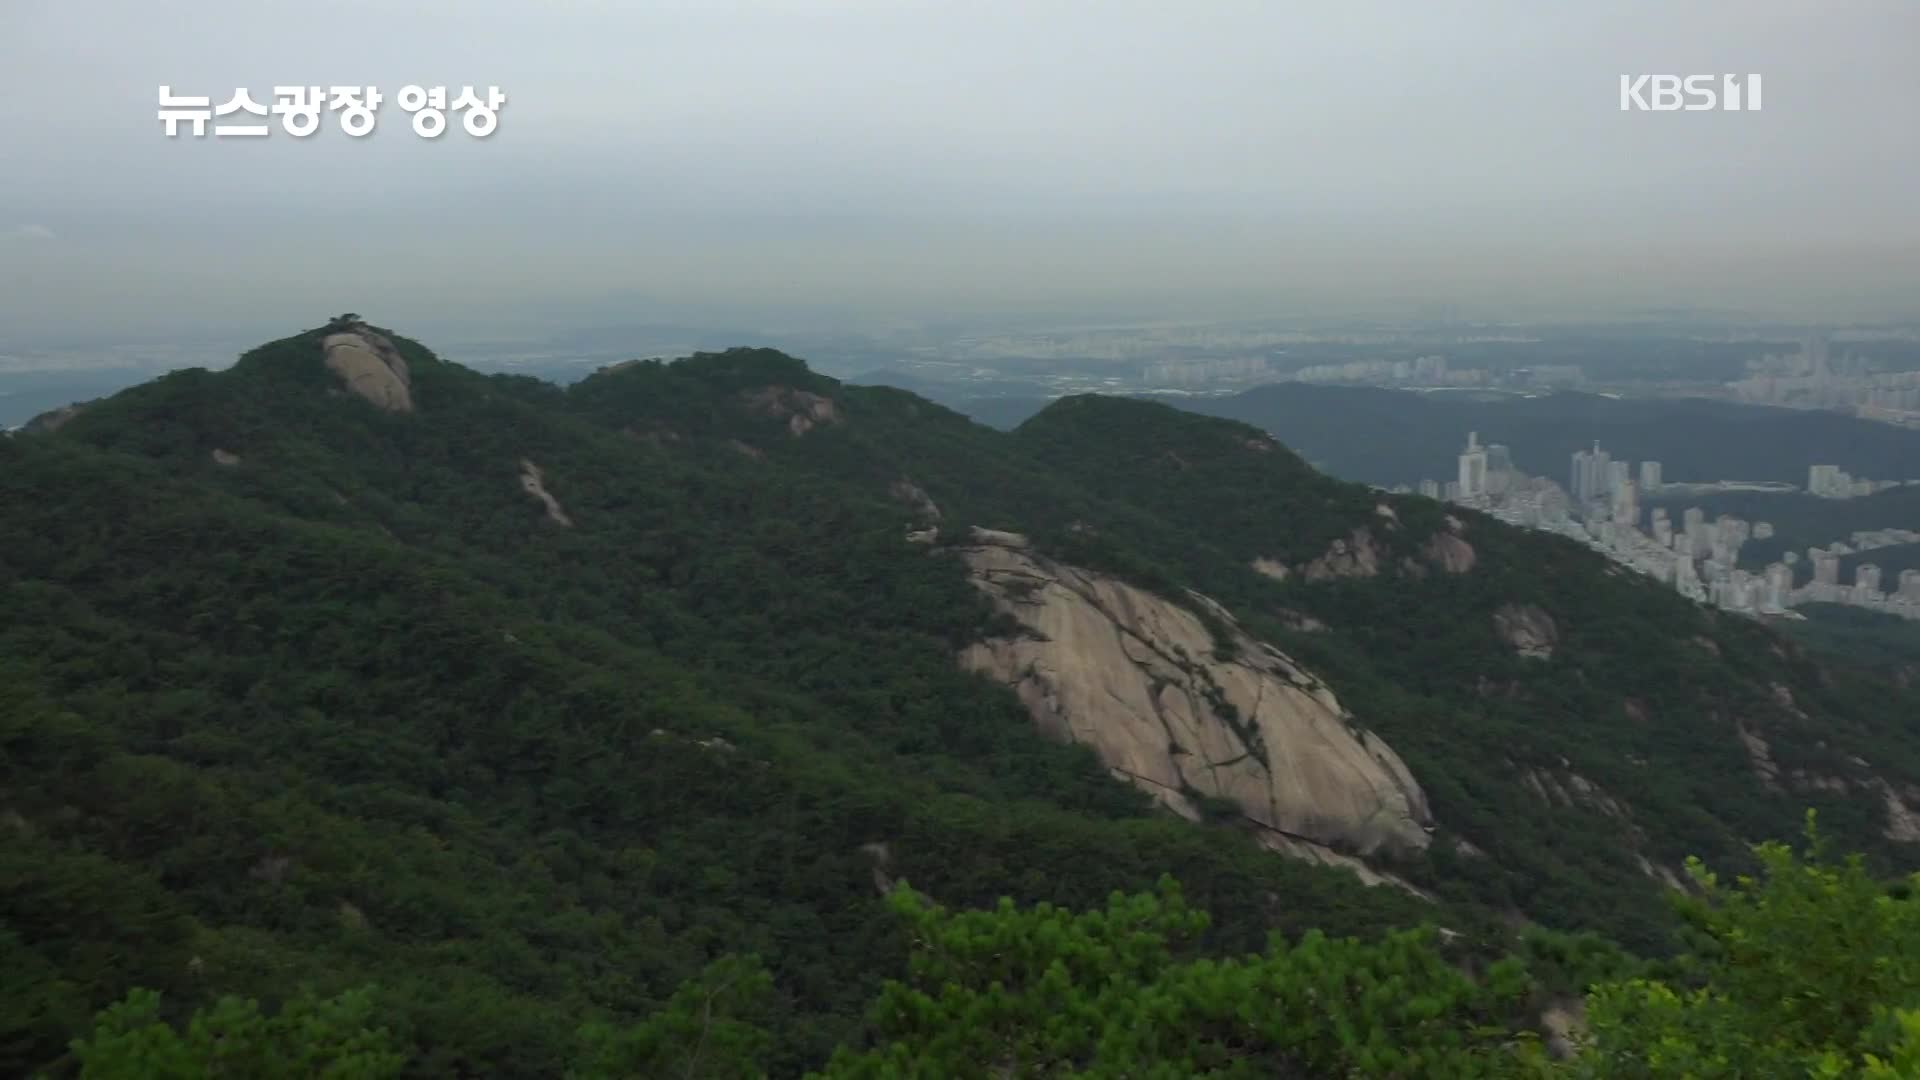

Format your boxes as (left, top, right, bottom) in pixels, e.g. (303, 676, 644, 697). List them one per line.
(5, 325, 1918, 1074)
(1781, 604, 1920, 675)
(66, 987, 403, 1079)
(61, 822, 1920, 1077)
(1574, 816, 1920, 1077)
(815, 879, 1542, 1078)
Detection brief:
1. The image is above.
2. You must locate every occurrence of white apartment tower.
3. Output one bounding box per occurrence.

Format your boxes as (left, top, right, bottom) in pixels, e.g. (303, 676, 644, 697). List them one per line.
(1611, 479, 1639, 528)
(1458, 431, 1489, 501)
(1485, 443, 1512, 496)
(1570, 442, 1611, 508)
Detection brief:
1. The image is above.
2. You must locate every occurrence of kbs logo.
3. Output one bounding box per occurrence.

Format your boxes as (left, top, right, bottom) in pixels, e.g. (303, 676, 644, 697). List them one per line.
(1619, 74, 1763, 111)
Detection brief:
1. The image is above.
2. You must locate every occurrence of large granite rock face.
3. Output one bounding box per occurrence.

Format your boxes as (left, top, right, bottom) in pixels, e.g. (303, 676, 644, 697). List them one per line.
(322, 329, 413, 413)
(956, 528, 1433, 860)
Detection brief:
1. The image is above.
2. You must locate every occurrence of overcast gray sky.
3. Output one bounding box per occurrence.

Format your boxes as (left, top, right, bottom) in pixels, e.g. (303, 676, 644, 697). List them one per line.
(3, 0, 1917, 342)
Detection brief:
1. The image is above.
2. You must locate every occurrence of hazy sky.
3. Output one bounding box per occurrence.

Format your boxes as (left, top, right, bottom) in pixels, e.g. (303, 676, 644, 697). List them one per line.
(3, 0, 1918, 342)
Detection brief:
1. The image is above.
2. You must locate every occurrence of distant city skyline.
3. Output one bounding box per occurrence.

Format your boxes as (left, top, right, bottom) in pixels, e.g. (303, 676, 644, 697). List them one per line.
(1410, 429, 1920, 620)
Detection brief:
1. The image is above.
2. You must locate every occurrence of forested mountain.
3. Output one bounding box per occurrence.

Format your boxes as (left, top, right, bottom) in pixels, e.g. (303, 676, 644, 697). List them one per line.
(7, 320, 1920, 1076)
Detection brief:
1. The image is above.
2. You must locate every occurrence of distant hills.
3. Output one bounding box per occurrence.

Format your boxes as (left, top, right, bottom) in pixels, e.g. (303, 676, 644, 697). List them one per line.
(1184, 385, 1920, 488)
(855, 379, 1920, 489)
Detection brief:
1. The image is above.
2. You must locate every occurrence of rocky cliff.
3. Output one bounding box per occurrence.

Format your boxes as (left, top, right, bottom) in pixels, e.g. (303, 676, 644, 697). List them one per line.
(955, 528, 1433, 870)
(322, 327, 413, 413)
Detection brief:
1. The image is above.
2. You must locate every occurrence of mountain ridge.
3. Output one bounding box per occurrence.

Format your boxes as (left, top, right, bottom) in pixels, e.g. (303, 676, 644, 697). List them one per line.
(6, 320, 1920, 1074)
(858, 378, 1920, 487)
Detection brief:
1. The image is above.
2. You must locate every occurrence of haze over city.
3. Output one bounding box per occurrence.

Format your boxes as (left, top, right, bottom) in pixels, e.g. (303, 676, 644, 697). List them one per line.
(4, 0, 1919, 345)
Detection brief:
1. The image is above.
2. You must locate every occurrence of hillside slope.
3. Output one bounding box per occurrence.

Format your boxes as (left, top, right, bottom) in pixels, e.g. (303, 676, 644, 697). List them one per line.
(5, 320, 1919, 1074)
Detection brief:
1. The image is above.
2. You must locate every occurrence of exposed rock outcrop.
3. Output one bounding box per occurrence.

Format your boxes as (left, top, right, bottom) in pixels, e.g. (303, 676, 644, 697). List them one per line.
(1251, 557, 1291, 582)
(1522, 766, 1629, 821)
(1635, 854, 1691, 892)
(1737, 724, 1782, 790)
(210, 448, 241, 466)
(889, 479, 942, 521)
(518, 459, 573, 527)
(626, 424, 685, 448)
(1258, 832, 1432, 898)
(1274, 608, 1328, 633)
(1879, 780, 1920, 843)
(1541, 998, 1587, 1061)
(1423, 531, 1477, 573)
(968, 527, 1029, 550)
(1776, 757, 1920, 841)
(742, 386, 841, 436)
(1301, 528, 1382, 582)
(859, 841, 895, 895)
(22, 403, 86, 433)
(1494, 603, 1557, 659)
(322, 330, 412, 413)
(956, 528, 1433, 864)
(1770, 682, 1810, 720)
(1790, 769, 1851, 795)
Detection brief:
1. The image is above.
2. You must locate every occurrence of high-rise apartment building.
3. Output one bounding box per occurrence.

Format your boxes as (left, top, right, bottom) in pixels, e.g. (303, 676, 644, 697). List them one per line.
(1485, 443, 1512, 496)
(1606, 460, 1631, 499)
(1813, 553, 1841, 586)
(1457, 432, 1489, 501)
(1611, 479, 1638, 528)
(1570, 442, 1611, 509)
(1857, 563, 1883, 597)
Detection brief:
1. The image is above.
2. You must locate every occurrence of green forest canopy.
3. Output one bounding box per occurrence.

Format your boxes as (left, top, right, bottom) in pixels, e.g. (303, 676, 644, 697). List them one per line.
(7, 323, 1920, 1075)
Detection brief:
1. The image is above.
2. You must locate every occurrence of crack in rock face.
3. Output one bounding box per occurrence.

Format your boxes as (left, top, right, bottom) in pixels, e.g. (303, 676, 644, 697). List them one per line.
(956, 528, 1432, 860)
